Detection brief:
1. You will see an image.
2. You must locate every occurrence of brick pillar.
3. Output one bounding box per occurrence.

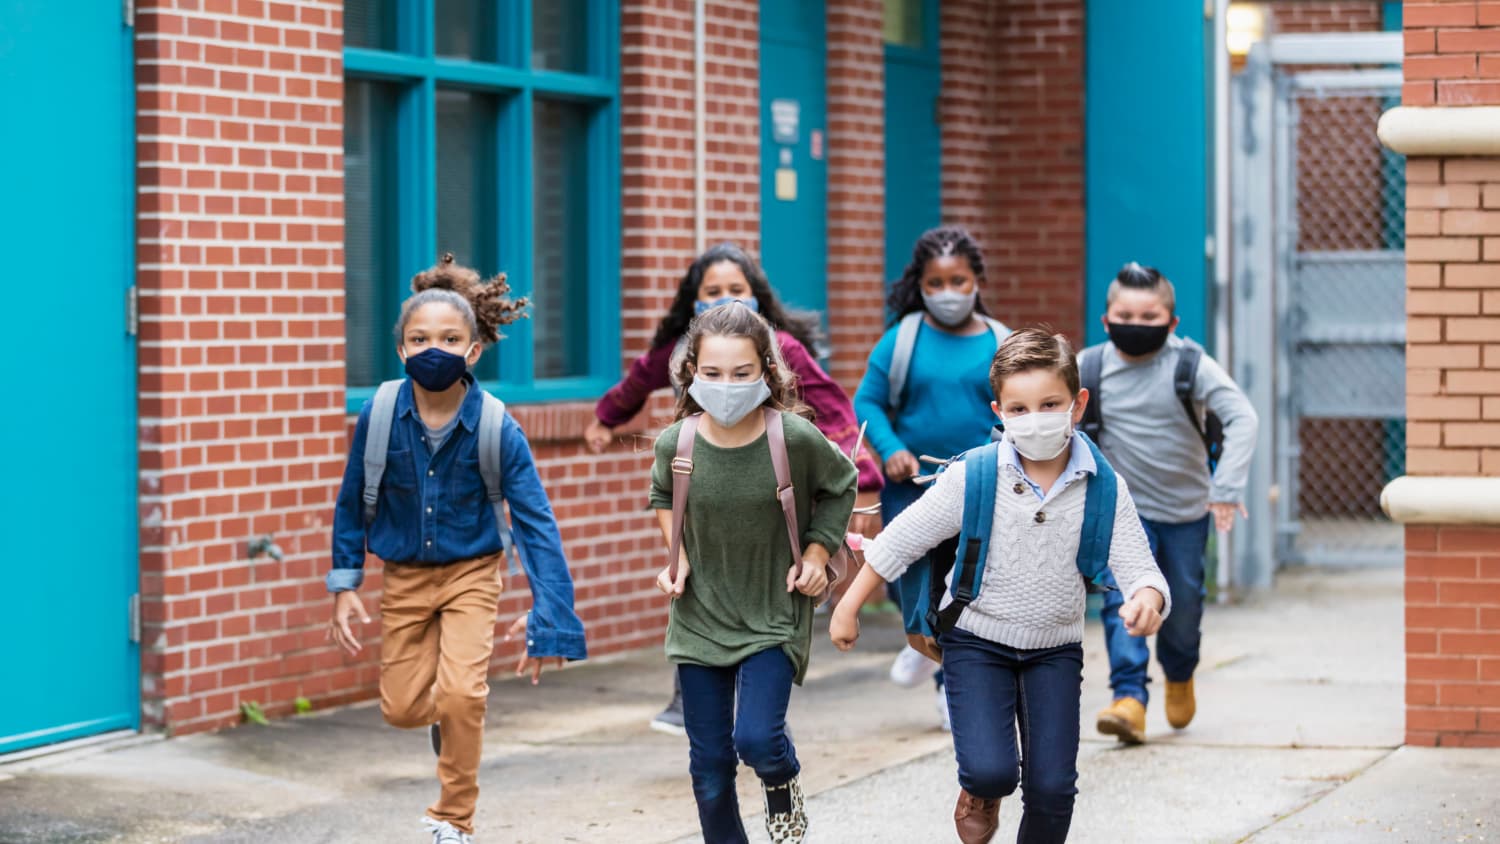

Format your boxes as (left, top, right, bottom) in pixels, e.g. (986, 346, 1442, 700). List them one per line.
(939, 0, 1086, 340)
(134, 0, 348, 734)
(824, 0, 886, 391)
(1382, 0, 1500, 747)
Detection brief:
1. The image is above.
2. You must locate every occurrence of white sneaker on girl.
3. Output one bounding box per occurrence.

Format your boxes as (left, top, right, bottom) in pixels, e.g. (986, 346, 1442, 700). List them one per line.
(935, 688, 952, 733)
(888, 644, 939, 688)
(422, 817, 472, 844)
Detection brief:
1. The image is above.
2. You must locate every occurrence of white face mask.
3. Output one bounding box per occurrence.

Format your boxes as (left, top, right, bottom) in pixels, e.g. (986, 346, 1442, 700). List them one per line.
(921, 289, 977, 327)
(1003, 404, 1075, 461)
(688, 377, 772, 427)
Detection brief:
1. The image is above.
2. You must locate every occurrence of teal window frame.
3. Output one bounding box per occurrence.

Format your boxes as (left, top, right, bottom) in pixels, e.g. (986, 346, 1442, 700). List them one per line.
(343, 0, 621, 412)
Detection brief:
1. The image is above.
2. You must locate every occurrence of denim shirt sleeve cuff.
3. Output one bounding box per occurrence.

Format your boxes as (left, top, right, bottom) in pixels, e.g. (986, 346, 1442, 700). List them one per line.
(325, 568, 364, 593)
(524, 623, 588, 661)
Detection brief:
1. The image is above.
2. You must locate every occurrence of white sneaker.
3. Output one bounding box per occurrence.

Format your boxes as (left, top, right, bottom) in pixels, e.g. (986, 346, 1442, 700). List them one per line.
(423, 817, 473, 844)
(889, 644, 939, 689)
(936, 688, 952, 733)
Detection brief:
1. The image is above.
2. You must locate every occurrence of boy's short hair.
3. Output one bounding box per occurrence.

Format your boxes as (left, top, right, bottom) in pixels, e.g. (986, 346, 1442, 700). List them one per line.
(1105, 262, 1176, 314)
(989, 327, 1080, 400)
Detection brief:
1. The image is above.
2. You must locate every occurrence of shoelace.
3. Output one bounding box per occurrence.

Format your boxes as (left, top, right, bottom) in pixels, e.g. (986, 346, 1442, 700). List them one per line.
(422, 817, 470, 844)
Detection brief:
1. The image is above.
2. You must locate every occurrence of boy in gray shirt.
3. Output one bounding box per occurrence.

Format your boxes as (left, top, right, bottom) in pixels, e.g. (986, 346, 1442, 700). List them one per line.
(1082, 263, 1259, 745)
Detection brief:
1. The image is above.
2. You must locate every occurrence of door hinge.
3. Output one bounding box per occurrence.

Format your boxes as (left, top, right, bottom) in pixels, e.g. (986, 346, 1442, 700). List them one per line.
(128, 593, 141, 643)
(124, 0, 135, 27)
(126, 285, 139, 336)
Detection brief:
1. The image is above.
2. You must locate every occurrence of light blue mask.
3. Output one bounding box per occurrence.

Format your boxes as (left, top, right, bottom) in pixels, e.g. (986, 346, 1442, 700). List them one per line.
(688, 378, 771, 427)
(695, 296, 760, 316)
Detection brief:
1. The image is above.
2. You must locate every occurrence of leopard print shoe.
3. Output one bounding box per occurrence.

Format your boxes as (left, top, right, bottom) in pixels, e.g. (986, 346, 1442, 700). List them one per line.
(762, 776, 808, 843)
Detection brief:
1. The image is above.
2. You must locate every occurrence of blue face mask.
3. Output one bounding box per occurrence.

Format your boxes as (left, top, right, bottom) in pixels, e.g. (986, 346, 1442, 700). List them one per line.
(695, 295, 760, 316)
(404, 346, 472, 392)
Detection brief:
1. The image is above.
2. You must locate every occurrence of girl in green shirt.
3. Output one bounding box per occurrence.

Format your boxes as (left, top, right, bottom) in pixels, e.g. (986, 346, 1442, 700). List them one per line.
(650, 302, 858, 844)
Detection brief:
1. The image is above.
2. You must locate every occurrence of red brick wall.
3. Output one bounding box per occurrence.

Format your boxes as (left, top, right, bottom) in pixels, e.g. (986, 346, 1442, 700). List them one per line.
(1270, 0, 1384, 34)
(1403, 1, 1500, 105)
(825, 0, 887, 391)
(939, 0, 1086, 342)
(135, 0, 349, 734)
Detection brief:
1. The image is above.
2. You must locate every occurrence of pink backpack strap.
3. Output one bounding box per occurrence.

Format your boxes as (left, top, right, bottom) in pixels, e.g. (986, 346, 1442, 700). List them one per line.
(667, 414, 700, 583)
(763, 408, 805, 581)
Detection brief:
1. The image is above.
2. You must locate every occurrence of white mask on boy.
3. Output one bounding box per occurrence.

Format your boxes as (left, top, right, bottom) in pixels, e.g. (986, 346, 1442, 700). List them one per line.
(688, 377, 771, 427)
(1003, 405, 1075, 462)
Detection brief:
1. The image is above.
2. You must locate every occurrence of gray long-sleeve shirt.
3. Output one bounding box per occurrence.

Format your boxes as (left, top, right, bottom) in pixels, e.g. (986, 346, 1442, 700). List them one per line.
(1090, 334, 1259, 524)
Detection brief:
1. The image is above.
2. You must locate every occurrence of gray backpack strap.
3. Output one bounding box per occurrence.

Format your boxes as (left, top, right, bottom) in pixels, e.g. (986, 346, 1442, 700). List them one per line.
(886, 311, 925, 413)
(361, 379, 404, 527)
(478, 390, 520, 575)
(982, 316, 1011, 346)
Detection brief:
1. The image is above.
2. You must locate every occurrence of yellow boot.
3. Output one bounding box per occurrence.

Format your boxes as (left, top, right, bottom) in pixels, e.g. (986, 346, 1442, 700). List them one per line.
(1095, 697, 1147, 744)
(1165, 679, 1196, 729)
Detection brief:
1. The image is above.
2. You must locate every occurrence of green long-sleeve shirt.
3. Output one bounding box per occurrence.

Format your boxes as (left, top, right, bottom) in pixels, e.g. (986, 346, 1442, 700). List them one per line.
(650, 411, 858, 683)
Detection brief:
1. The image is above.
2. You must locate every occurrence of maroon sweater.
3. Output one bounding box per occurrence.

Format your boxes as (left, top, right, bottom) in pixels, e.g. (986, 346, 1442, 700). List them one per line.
(595, 331, 883, 493)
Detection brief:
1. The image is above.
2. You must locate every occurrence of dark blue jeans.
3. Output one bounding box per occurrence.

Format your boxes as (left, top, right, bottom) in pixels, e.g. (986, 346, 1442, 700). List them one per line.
(940, 628, 1082, 844)
(1100, 514, 1211, 704)
(679, 647, 800, 844)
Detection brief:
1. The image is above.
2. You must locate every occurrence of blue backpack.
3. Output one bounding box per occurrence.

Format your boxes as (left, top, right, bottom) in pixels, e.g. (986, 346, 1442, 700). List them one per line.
(922, 430, 1119, 637)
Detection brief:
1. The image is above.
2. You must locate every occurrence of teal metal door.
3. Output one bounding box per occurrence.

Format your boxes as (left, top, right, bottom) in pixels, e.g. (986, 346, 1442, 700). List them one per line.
(883, 0, 941, 286)
(0, 3, 139, 753)
(759, 0, 827, 314)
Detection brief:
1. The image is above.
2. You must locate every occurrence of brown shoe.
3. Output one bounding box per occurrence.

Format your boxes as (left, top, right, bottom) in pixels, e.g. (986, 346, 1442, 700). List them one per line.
(953, 788, 1000, 844)
(1095, 696, 1147, 744)
(1165, 679, 1196, 729)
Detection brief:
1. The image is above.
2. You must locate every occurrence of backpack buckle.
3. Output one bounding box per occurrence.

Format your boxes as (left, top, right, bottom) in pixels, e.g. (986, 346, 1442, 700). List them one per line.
(671, 457, 693, 475)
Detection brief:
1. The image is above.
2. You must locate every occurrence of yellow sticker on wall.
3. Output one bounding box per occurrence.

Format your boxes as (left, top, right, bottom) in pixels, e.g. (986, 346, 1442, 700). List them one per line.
(775, 167, 797, 201)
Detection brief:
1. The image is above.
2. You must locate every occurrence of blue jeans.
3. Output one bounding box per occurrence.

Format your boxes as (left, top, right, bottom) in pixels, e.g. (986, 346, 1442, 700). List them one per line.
(940, 628, 1082, 844)
(679, 648, 800, 844)
(1100, 514, 1211, 704)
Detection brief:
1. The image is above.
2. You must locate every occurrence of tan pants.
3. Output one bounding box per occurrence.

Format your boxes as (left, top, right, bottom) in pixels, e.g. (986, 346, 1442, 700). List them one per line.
(380, 554, 502, 834)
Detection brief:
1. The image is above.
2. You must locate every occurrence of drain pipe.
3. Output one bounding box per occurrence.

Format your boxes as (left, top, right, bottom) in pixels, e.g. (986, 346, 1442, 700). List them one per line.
(1212, 0, 1234, 599)
(694, 0, 706, 251)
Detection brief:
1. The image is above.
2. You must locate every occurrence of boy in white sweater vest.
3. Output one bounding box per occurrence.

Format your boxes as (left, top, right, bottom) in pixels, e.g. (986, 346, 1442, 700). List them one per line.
(830, 328, 1169, 844)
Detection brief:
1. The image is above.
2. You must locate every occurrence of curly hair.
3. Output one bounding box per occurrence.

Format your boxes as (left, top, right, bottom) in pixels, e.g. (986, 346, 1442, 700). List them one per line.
(395, 253, 530, 345)
(649, 242, 822, 353)
(885, 225, 996, 327)
(669, 301, 812, 422)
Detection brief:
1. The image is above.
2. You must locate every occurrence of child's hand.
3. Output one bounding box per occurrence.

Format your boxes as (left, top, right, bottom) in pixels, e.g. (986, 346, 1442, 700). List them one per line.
(884, 450, 920, 483)
(503, 613, 564, 685)
(1209, 501, 1248, 533)
(788, 559, 829, 596)
(328, 591, 370, 657)
(829, 607, 860, 651)
(1120, 588, 1165, 637)
(583, 419, 614, 454)
(656, 557, 689, 597)
(850, 491, 882, 539)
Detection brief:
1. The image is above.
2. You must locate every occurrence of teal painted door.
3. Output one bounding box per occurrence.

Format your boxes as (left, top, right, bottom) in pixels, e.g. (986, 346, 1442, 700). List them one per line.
(883, 0, 942, 287)
(1085, 1, 1209, 344)
(759, 0, 827, 314)
(0, 3, 139, 753)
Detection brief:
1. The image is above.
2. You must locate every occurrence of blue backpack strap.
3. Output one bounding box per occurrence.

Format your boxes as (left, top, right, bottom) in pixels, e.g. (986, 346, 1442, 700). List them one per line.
(885, 311, 925, 414)
(361, 379, 404, 527)
(478, 390, 520, 576)
(1074, 431, 1117, 592)
(930, 441, 1000, 634)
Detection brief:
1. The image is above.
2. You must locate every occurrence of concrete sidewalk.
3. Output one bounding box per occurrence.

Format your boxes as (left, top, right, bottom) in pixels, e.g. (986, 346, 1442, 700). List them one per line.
(3, 567, 1496, 843)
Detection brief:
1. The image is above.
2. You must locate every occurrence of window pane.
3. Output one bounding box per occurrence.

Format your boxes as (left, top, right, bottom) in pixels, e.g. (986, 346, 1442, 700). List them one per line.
(345, 0, 399, 51)
(532, 99, 593, 380)
(436, 0, 497, 62)
(345, 79, 401, 388)
(533, 0, 590, 72)
(883, 0, 923, 47)
(435, 88, 501, 380)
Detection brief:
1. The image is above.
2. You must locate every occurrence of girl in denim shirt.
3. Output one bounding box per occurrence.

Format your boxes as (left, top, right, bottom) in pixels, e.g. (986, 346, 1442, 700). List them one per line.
(326, 255, 587, 844)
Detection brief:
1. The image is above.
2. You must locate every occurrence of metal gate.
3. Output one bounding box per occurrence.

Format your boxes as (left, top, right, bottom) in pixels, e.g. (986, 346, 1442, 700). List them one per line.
(1231, 34, 1405, 584)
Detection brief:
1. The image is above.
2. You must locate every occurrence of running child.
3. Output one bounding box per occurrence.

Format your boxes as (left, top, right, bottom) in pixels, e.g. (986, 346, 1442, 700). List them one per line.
(1083, 262, 1259, 745)
(651, 302, 857, 844)
(327, 255, 588, 844)
(831, 328, 1169, 844)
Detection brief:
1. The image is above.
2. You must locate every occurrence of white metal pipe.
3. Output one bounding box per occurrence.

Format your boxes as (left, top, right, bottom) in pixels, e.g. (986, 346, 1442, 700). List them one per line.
(1212, 0, 1233, 598)
(693, 0, 707, 251)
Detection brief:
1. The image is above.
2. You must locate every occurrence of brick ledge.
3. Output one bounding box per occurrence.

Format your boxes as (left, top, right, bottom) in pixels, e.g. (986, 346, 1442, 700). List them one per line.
(1378, 107, 1500, 156)
(1381, 475, 1500, 524)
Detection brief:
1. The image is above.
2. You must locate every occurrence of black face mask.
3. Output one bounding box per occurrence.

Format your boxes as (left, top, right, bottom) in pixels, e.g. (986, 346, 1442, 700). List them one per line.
(1107, 322, 1172, 357)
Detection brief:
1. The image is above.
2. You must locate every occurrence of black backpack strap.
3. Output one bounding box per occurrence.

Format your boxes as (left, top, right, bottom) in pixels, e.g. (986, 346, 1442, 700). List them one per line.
(1078, 345, 1104, 442)
(1173, 341, 1212, 454)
